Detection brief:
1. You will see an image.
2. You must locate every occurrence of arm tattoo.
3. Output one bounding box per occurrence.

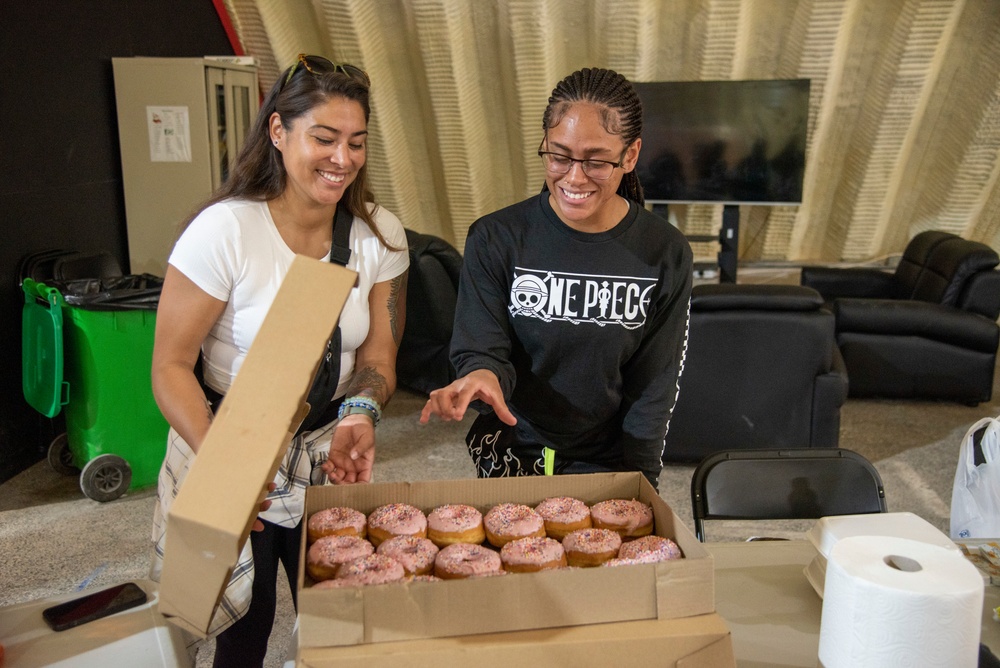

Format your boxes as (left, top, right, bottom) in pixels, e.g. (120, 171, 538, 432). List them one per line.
(387, 274, 406, 346)
(348, 365, 390, 407)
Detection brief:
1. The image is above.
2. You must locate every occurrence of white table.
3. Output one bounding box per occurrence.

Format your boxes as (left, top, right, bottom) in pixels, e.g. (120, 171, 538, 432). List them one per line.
(708, 540, 1000, 667)
(0, 580, 192, 668)
(6, 544, 997, 667)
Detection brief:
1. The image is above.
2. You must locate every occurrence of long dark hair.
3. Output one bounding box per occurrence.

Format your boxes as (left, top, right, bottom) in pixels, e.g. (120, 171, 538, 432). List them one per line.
(185, 59, 398, 249)
(542, 67, 645, 206)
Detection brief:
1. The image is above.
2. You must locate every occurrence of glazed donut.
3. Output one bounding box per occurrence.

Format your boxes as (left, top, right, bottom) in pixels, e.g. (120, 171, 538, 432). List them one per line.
(367, 503, 428, 547)
(427, 504, 486, 547)
(376, 535, 439, 576)
(307, 506, 367, 544)
(617, 535, 682, 562)
(483, 503, 546, 548)
(335, 553, 406, 586)
(500, 536, 567, 573)
(409, 574, 443, 583)
(433, 543, 504, 580)
(534, 496, 592, 540)
(306, 535, 374, 581)
(562, 528, 622, 568)
(590, 498, 653, 539)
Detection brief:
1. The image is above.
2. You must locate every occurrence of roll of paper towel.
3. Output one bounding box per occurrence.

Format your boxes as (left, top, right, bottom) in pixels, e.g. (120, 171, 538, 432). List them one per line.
(818, 535, 983, 667)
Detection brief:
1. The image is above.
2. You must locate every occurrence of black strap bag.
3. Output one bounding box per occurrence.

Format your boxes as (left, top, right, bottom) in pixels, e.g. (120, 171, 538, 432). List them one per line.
(296, 204, 354, 434)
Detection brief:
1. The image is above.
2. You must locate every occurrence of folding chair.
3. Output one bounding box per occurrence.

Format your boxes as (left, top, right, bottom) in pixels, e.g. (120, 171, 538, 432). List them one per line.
(691, 448, 887, 541)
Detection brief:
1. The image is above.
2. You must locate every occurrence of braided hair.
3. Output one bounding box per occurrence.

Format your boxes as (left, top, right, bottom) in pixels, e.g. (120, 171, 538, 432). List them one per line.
(542, 67, 645, 206)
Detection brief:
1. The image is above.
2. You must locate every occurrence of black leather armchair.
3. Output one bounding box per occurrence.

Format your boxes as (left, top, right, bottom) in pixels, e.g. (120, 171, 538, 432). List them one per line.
(801, 231, 1000, 404)
(663, 284, 848, 463)
(396, 229, 463, 395)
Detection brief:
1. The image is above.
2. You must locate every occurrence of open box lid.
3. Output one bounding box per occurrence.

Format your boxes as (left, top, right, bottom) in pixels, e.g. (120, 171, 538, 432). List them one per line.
(157, 255, 357, 637)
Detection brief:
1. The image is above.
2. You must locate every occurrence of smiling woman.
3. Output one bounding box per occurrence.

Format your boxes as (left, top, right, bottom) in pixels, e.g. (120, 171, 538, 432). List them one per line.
(148, 54, 409, 667)
(420, 67, 693, 492)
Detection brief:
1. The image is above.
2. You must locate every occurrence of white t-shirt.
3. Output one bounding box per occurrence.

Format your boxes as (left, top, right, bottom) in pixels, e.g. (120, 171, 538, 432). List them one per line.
(168, 198, 409, 399)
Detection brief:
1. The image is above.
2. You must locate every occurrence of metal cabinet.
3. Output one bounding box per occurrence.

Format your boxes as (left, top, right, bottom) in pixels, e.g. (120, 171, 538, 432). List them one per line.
(113, 57, 258, 276)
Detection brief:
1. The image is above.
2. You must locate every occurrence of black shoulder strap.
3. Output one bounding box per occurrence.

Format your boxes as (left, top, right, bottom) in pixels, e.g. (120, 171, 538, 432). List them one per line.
(330, 204, 353, 266)
(295, 204, 354, 434)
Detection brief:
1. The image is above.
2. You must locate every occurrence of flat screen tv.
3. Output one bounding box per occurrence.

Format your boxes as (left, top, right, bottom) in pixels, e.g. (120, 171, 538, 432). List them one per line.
(633, 79, 810, 205)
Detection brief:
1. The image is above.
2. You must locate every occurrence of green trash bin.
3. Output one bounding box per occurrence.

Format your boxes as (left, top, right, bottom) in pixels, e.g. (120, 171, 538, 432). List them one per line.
(22, 275, 169, 502)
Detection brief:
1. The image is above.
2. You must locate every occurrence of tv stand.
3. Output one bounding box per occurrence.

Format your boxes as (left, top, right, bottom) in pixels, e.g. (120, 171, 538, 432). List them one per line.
(651, 204, 739, 283)
(718, 205, 739, 283)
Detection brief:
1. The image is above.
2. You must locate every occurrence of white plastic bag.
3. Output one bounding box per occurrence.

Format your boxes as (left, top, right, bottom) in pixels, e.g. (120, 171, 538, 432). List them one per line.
(950, 416, 1000, 539)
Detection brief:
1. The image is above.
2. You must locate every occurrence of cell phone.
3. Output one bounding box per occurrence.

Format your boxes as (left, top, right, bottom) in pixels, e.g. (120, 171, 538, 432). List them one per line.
(42, 582, 148, 632)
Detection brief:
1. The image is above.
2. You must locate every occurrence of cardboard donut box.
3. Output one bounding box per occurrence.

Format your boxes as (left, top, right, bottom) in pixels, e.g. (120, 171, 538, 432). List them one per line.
(157, 256, 733, 666)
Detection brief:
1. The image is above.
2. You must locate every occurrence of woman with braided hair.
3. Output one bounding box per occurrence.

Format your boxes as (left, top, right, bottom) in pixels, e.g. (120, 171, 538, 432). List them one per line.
(421, 67, 692, 489)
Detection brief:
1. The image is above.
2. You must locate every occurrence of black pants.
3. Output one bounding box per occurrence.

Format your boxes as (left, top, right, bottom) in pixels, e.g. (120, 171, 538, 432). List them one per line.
(212, 520, 302, 668)
(465, 412, 621, 478)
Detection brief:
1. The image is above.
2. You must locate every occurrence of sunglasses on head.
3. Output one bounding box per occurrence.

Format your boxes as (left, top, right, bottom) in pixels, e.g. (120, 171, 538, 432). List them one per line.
(283, 53, 371, 89)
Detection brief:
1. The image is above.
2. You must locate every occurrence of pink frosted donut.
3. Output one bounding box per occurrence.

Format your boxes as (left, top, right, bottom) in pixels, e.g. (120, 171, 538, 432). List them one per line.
(603, 556, 664, 568)
(484, 503, 546, 548)
(427, 504, 486, 547)
(307, 506, 367, 543)
(618, 535, 682, 562)
(469, 569, 508, 579)
(562, 528, 623, 567)
(433, 543, 503, 580)
(312, 578, 356, 589)
(376, 535, 439, 576)
(590, 499, 653, 539)
(367, 503, 427, 547)
(534, 497, 592, 540)
(305, 535, 374, 581)
(500, 536, 567, 573)
(335, 554, 405, 586)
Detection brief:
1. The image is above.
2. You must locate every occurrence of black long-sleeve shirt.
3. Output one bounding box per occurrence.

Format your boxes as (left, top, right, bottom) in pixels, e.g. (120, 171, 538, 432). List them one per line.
(451, 192, 693, 484)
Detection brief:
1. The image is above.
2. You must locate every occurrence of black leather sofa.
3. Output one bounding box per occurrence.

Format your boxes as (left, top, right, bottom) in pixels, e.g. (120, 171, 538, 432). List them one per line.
(801, 231, 1000, 404)
(663, 284, 849, 463)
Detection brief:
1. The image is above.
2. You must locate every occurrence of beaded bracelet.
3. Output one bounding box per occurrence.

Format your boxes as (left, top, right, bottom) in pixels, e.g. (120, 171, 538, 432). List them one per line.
(338, 396, 382, 427)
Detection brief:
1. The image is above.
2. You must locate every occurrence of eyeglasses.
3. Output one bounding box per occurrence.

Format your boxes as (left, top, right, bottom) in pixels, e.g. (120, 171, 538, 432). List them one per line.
(537, 135, 629, 181)
(283, 53, 371, 89)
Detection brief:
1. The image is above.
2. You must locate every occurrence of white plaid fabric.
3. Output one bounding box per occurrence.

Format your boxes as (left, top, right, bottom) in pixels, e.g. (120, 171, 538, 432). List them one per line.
(150, 421, 334, 639)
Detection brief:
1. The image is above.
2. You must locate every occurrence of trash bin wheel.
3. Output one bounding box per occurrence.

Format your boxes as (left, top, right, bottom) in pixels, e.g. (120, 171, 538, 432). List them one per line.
(47, 433, 78, 476)
(79, 454, 132, 502)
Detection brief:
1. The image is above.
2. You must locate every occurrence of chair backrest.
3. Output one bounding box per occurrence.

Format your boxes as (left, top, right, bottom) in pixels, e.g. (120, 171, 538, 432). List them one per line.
(893, 230, 954, 297)
(894, 231, 999, 306)
(664, 284, 844, 463)
(690, 448, 887, 541)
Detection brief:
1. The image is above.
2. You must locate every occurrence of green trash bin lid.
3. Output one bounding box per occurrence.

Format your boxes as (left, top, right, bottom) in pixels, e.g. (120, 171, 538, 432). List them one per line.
(22, 279, 68, 418)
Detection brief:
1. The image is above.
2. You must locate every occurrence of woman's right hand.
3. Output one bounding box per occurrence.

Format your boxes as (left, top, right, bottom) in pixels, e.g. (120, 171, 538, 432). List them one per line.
(252, 482, 278, 532)
(419, 368, 517, 426)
